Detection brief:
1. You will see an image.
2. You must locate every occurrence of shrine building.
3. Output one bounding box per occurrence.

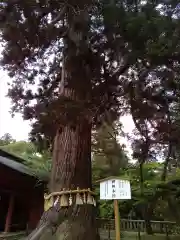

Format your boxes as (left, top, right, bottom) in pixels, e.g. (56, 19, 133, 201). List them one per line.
(0, 149, 46, 233)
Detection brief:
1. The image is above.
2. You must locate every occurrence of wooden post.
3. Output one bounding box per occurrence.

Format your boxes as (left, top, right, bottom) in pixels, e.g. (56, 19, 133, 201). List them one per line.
(4, 194, 15, 233)
(114, 199, 121, 240)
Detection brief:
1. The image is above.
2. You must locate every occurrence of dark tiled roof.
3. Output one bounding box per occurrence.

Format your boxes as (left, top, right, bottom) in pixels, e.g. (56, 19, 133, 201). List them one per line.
(0, 149, 39, 179)
(0, 154, 35, 177)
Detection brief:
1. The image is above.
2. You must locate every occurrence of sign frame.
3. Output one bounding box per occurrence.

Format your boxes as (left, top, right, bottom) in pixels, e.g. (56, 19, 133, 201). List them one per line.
(99, 178, 131, 200)
(97, 176, 131, 240)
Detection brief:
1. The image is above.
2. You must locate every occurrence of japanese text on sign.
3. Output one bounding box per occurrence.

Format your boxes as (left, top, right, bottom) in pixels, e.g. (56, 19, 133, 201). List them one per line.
(100, 179, 131, 200)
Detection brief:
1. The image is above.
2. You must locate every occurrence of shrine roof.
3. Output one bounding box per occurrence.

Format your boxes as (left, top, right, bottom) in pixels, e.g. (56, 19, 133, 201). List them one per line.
(0, 149, 47, 181)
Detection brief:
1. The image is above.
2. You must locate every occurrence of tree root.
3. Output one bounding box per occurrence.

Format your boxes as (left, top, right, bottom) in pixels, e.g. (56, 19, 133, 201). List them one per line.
(24, 205, 99, 240)
(25, 205, 73, 240)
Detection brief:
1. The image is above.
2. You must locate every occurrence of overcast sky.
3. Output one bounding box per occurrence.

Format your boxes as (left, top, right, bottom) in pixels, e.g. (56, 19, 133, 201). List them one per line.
(0, 69, 135, 155)
(0, 70, 31, 140)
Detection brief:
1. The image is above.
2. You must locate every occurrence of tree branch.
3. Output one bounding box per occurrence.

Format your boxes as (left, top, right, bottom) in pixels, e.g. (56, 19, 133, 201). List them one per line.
(112, 55, 133, 78)
(161, 143, 172, 181)
(50, 5, 66, 26)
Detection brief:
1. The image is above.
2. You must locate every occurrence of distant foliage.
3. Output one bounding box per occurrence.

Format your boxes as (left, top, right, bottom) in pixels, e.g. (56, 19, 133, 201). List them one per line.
(0, 139, 51, 178)
(0, 133, 15, 146)
(92, 121, 129, 178)
(94, 161, 180, 221)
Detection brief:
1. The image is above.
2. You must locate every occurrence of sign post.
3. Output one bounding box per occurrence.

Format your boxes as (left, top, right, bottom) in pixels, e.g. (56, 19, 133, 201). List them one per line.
(114, 199, 121, 240)
(98, 177, 131, 240)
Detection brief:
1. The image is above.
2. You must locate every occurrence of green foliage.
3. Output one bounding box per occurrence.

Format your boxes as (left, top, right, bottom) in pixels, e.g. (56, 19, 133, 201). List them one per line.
(94, 160, 180, 221)
(99, 201, 114, 219)
(1, 140, 36, 158)
(0, 133, 15, 146)
(2, 134, 180, 222)
(0, 139, 51, 178)
(92, 122, 129, 178)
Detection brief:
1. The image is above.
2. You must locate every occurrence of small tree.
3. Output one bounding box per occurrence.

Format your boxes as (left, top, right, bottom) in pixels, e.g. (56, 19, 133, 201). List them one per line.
(0, 133, 15, 146)
(93, 121, 129, 177)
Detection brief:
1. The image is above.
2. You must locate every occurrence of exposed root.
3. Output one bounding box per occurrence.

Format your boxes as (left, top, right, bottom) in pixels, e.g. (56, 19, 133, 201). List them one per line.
(24, 205, 99, 240)
(25, 205, 73, 240)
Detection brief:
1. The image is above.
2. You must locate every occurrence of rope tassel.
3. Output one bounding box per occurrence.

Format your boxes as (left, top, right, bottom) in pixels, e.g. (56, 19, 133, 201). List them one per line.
(44, 194, 53, 211)
(92, 196, 96, 206)
(44, 188, 96, 208)
(69, 193, 73, 206)
(87, 192, 93, 205)
(83, 192, 87, 204)
(60, 194, 69, 207)
(76, 193, 83, 205)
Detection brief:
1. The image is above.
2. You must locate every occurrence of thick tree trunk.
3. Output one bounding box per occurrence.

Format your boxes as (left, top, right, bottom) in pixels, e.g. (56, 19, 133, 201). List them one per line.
(26, 6, 98, 237)
(50, 116, 92, 192)
(26, 88, 99, 240)
(49, 110, 98, 240)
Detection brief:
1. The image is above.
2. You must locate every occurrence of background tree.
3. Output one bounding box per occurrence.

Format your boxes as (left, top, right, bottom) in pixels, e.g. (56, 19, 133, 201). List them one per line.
(0, 133, 15, 146)
(92, 121, 129, 178)
(0, 140, 51, 178)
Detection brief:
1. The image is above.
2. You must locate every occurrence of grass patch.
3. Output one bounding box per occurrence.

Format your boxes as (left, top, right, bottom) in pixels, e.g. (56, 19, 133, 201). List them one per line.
(0, 232, 25, 240)
(100, 230, 180, 240)
(1, 230, 180, 240)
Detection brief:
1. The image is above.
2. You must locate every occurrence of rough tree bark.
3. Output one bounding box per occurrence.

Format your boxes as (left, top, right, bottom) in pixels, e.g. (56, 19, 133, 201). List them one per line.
(49, 115, 98, 240)
(25, 86, 99, 240)
(24, 4, 99, 238)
